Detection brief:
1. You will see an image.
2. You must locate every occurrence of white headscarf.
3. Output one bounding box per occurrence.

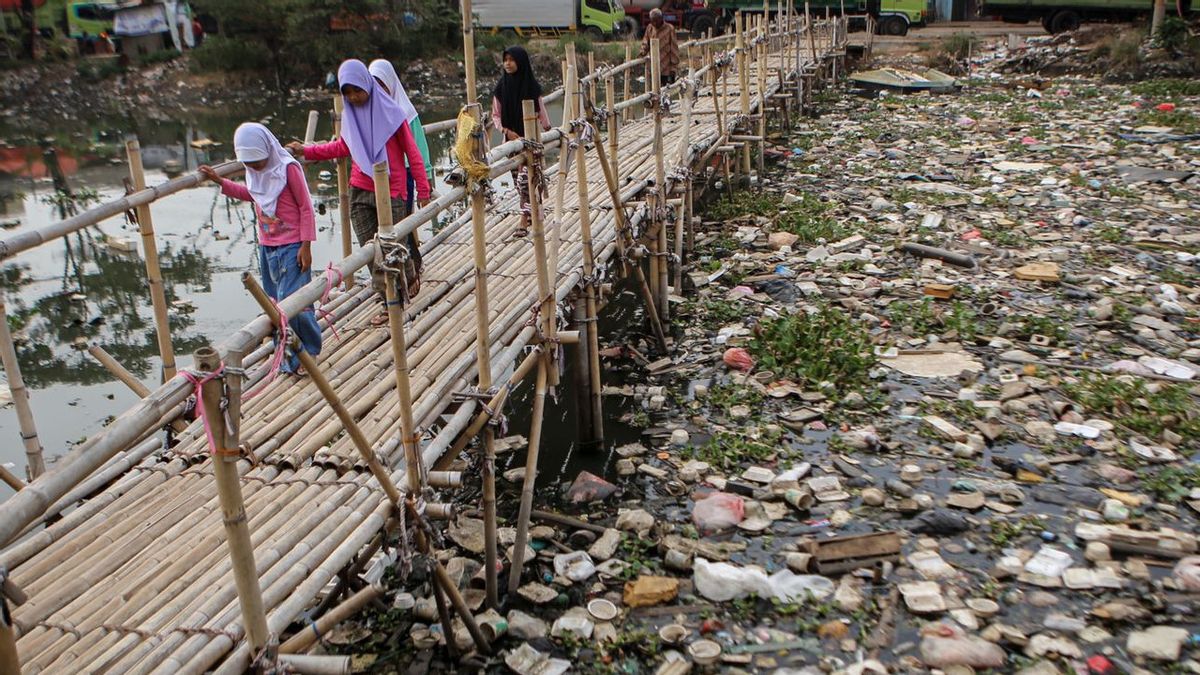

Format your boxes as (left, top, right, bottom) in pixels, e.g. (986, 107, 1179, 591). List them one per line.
(368, 59, 419, 124)
(233, 122, 299, 218)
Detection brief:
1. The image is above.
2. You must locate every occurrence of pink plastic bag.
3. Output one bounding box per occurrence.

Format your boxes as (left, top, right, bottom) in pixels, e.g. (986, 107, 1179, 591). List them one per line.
(723, 348, 754, 371)
(692, 492, 745, 533)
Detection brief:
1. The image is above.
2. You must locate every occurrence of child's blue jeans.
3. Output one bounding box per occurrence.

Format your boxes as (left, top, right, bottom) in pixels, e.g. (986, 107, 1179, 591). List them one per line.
(260, 241, 322, 373)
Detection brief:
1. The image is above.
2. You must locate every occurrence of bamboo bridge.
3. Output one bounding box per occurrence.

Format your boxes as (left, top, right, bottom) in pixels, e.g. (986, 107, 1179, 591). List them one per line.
(0, 6, 848, 673)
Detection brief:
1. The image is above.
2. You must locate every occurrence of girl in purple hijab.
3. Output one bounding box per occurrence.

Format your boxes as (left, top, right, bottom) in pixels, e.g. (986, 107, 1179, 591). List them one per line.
(289, 59, 431, 317)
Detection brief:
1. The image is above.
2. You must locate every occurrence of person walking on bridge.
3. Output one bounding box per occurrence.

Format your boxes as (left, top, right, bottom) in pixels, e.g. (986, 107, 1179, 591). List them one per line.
(641, 8, 680, 86)
(491, 45, 550, 237)
(288, 59, 431, 322)
(200, 123, 322, 375)
(368, 59, 434, 220)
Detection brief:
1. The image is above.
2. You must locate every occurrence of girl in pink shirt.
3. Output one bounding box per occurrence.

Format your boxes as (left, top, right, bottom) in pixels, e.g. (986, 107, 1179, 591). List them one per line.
(200, 123, 322, 374)
(288, 59, 430, 314)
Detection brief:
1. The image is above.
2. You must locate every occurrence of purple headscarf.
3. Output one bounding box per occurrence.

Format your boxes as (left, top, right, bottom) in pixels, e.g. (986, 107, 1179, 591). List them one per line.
(337, 59, 406, 174)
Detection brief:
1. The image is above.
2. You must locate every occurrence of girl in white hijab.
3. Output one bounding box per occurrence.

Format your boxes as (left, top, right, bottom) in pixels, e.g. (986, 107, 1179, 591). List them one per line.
(199, 123, 322, 374)
(368, 59, 434, 213)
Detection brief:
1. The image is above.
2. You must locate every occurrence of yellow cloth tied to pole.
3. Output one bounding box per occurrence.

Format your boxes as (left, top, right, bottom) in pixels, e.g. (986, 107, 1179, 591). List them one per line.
(454, 107, 491, 184)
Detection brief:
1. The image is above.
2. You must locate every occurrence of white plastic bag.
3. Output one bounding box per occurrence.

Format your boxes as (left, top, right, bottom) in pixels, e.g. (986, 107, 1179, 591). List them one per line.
(553, 551, 596, 581)
(693, 558, 834, 602)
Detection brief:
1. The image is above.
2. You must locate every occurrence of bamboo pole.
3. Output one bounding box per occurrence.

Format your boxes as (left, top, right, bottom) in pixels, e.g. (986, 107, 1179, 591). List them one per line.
(0, 297, 43, 479)
(463, 101, 500, 610)
(333, 96, 353, 275)
(279, 584, 381, 654)
(549, 60, 577, 285)
(605, 77, 619, 190)
(647, 39, 662, 309)
(650, 38, 670, 320)
(192, 346, 270, 658)
(584, 95, 668, 353)
(368, 163, 490, 655)
(757, 6, 768, 177)
(507, 98, 557, 595)
(1, 596, 18, 675)
(0, 464, 24, 491)
(461, 0, 478, 104)
(622, 43, 632, 124)
(507, 357, 547, 592)
(736, 13, 752, 176)
(87, 343, 189, 433)
(126, 139, 177, 383)
(460, 4, 499, 588)
(304, 111, 319, 143)
(587, 51, 596, 104)
(573, 73, 605, 443)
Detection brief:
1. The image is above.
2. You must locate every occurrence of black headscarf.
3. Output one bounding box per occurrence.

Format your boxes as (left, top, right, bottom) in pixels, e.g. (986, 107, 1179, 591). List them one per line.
(493, 46, 543, 135)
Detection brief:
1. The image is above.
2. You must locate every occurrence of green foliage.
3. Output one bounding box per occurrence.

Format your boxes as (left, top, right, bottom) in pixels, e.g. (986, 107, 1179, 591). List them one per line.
(1131, 78, 1200, 98)
(1141, 464, 1200, 503)
(692, 428, 782, 469)
(1138, 108, 1199, 134)
(941, 32, 976, 60)
(1094, 224, 1130, 244)
(749, 304, 877, 390)
(75, 58, 126, 82)
(191, 0, 459, 85)
(1156, 16, 1190, 52)
(1064, 374, 1200, 441)
(706, 191, 780, 221)
(774, 192, 844, 243)
(989, 515, 1046, 548)
(1092, 29, 1144, 73)
(887, 297, 980, 341)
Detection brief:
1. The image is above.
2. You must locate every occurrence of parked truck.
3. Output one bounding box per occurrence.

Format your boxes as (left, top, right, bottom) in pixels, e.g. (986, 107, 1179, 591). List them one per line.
(473, 0, 628, 39)
(622, 0, 928, 39)
(982, 0, 1192, 32)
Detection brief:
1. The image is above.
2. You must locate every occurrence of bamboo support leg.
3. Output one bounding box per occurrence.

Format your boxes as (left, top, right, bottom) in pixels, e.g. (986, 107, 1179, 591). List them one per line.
(279, 584, 382, 654)
(0, 298, 44, 479)
(622, 44, 632, 124)
(193, 346, 270, 658)
(87, 343, 188, 433)
(0, 596, 18, 675)
(463, 103, 500, 610)
(507, 361, 547, 595)
(587, 115, 668, 353)
(0, 464, 24, 491)
(650, 38, 669, 322)
(333, 97, 353, 281)
(368, 160, 492, 654)
(572, 81, 604, 442)
(304, 111, 319, 143)
(126, 139, 177, 383)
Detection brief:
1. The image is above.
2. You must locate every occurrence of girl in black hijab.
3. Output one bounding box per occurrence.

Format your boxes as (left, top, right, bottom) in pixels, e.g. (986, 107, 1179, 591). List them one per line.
(492, 46, 551, 236)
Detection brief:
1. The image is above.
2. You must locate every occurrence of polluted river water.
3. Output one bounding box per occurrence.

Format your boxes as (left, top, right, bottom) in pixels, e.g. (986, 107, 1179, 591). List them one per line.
(0, 96, 626, 502)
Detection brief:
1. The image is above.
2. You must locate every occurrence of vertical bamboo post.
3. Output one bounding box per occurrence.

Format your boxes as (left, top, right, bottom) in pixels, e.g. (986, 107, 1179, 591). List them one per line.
(550, 59, 577, 284)
(126, 139, 176, 383)
(806, 2, 818, 64)
(304, 110, 319, 143)
(459, 0, 499, 607)
(586, 51, 596, 104)
(461, 0, 477, 103)
(573, 73, 605, 443)
(368, 162, 490, 652)
(758, 3, 769, 177)
(622, 43, 632, 123)
(193, 346, 270, 656)
(736, 13, 752, 176)
(508, 99, 557, 594)
(605, 77, 619, 187)
(333, 97, 353, 276)
(649, 38, 670, 321)
(0, 593, 18, 675)
(647, 39, 662, 312)
(0, 298, 43, 480)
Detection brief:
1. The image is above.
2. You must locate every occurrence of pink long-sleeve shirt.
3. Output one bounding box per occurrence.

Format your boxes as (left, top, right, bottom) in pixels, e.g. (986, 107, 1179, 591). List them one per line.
(491, 96, 551, 138)
(220, 162, 316, 247)
(303, 121, 431, 202)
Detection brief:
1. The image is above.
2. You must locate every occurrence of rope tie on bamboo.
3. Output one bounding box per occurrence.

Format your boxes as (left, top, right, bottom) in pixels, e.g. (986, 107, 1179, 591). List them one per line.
(452, 107, 490, 184)
(179, 364, 241, 459)
(316, 262, 343, 342)
(242, 298, 290, 400)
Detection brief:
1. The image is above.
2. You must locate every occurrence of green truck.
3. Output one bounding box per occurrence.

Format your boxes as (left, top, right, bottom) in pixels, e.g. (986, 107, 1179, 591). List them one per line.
(706, 0, 930, 36)
(472, 0, 628, 39)
(981, 0, 1193, 32)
